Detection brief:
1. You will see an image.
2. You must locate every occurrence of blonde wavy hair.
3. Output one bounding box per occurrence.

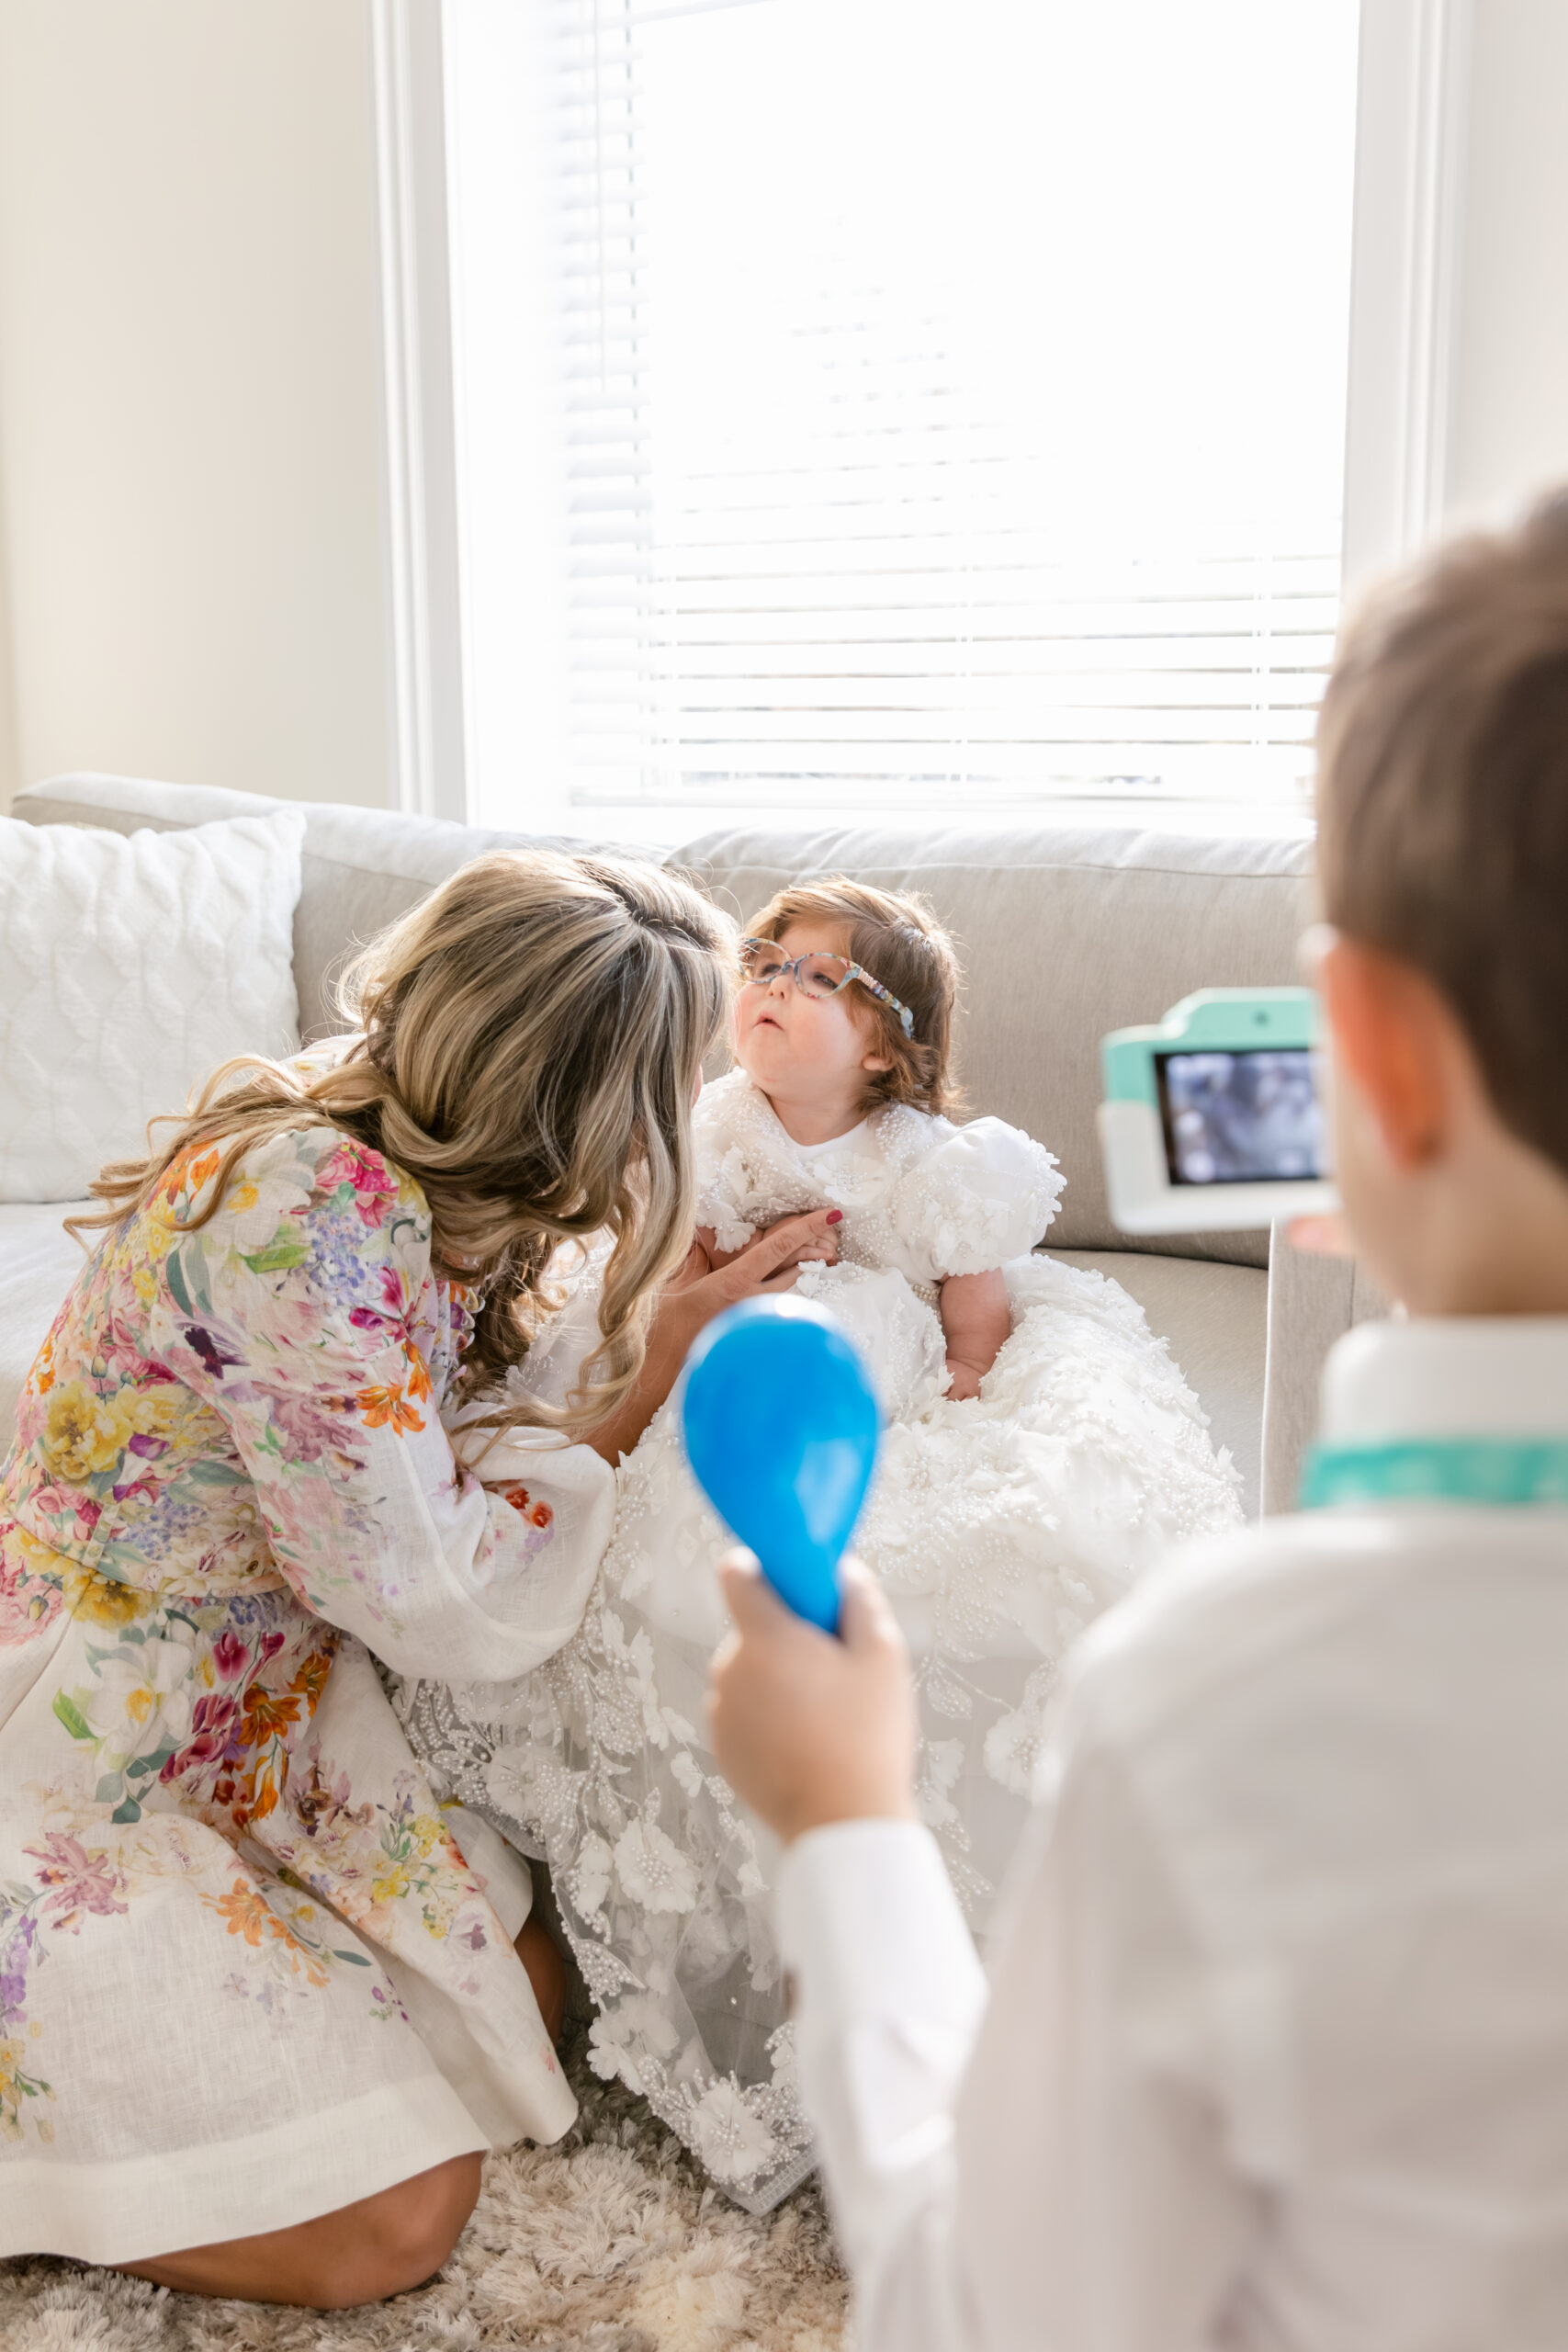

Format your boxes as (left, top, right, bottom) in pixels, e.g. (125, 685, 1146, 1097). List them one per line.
(72, 851, 735, 1438)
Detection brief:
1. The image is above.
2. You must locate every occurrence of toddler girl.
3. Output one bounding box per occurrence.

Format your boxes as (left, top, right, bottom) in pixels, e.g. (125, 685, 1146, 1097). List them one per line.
(410, 878, 1242, 2211)
(695, 879, 1053, 1392)
(695, 889, 1039, 1404)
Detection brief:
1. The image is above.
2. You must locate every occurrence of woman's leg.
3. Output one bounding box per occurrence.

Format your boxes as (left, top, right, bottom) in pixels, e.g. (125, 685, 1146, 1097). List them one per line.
(117, 2151, 482, 2309)
(116, 1921, 562, 2305)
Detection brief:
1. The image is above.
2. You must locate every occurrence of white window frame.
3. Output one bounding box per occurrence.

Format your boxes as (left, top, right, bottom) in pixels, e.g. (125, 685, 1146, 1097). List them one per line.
(371, 0, 1474, 831)
(370, 0, 468, 821)
(1341, 0, 1473, 593)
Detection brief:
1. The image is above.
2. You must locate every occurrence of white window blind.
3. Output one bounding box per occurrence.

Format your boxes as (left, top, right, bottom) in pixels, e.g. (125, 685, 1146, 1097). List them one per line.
(465, 0, 1359, 820)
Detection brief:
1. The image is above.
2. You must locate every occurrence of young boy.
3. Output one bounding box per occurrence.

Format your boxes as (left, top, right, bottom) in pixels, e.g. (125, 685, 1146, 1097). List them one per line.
(708, 492, 1568, 2351)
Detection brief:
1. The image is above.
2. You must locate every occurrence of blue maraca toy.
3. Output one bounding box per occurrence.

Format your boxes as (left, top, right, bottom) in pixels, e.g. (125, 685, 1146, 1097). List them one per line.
(678, 1296, 881, 1634)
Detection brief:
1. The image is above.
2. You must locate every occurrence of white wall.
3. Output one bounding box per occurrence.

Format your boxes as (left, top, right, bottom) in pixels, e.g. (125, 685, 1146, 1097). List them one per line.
(1448, 0, 1568, 520)
(0, 2, 1562, 824)
(0, 0, 392, 811)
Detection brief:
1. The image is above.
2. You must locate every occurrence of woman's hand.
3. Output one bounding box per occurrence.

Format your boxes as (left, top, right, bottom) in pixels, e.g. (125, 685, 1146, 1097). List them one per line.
(682, 1210, 842, 1319)
(707, 1550, 919, 1844)
(585, 1211, 842, 1464)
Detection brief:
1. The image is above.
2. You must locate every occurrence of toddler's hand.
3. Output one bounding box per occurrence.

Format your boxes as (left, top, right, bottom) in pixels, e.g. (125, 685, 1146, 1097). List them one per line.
(708, 1551, 919, 1844)
(944, 1355, 984, 1401)
(665, 1235, 715, 1290)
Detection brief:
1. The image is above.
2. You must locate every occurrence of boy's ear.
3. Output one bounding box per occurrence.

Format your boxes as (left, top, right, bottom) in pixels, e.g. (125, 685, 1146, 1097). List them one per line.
(1319, 938, 1451, 1170)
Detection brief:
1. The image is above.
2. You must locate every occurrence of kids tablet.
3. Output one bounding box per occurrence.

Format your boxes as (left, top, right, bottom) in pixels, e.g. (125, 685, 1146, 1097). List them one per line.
(1099, 988, 1338, 1233)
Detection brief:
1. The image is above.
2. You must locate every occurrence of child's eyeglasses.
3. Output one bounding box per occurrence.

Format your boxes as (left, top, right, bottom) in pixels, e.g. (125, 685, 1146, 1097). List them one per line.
(739, 938, 916, 1039)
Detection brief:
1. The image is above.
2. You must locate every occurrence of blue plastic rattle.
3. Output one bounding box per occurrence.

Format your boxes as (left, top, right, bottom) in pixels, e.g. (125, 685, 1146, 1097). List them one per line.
(677, 1296, 881, 1634)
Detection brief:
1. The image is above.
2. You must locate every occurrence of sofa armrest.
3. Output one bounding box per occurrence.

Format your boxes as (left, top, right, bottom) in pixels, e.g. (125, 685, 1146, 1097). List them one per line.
(1260, 1236, 1391, 1514)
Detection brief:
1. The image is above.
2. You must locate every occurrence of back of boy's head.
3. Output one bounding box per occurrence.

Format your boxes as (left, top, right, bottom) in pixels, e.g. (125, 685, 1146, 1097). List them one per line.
(749, 876, 961, 1116)
(1317, 489, 1568, 1176)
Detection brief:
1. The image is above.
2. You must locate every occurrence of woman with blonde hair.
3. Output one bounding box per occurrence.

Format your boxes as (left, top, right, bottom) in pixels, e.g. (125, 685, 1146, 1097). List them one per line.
(0, 850, 837, 2308)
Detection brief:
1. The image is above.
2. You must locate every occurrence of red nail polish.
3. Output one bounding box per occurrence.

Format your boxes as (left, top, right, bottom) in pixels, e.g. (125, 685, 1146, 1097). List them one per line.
(826, 1210, 843, 1224)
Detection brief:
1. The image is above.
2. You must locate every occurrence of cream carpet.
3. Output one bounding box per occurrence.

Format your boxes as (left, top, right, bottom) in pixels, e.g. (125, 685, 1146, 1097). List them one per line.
(0, 2033, 849, 2350)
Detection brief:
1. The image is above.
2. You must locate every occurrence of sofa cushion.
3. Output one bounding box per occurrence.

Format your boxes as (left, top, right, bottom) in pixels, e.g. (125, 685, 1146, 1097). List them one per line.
(13, 775, 657, 1043)
(673, 823, 1314, 1268)
(0, 808, 304, 1202)
(0, 1204, 90, 1442)
(1045, 1249, 1266, 1519)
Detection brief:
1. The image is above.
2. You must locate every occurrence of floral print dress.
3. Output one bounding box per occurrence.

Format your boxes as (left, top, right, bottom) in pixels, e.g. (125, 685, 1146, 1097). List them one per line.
(0, 1125, 615, 2267)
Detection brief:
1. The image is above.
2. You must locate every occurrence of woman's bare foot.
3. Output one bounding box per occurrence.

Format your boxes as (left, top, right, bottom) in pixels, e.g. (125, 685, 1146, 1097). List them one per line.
(515, 1913, 569, 2045)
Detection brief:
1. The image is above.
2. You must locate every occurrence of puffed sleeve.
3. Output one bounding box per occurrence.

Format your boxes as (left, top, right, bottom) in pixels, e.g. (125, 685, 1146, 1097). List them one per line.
(158, 1125, 615, 1683)
(885, 1117, 1064, 1283)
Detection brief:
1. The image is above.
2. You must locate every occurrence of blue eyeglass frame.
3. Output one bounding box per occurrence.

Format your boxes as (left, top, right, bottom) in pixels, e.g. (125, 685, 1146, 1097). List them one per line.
(739, 937, 917, 1039)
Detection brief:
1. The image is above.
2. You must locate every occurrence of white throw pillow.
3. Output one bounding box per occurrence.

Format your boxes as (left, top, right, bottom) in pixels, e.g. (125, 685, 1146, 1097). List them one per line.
(0, 810, 306, 1204)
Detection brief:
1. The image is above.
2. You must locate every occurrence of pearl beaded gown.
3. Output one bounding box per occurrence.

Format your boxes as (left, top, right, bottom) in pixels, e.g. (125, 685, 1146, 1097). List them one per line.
(401, 1071, 1243, 2210)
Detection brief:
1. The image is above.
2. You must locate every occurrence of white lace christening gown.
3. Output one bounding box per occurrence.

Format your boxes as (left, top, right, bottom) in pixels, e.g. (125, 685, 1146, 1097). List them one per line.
(401, 1071, 1243, 2210)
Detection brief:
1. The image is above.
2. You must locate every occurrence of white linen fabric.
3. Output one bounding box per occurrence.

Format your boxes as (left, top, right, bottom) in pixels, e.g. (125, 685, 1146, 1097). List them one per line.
(0, 811, 304, 1203)
(778, 1315, 1568, 2352)
(403, 1075, 1241, 2210)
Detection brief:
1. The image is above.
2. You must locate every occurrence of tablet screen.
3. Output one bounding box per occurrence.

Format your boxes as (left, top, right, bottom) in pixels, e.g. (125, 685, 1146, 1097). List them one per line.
(1155, 1047, 1325, 1185)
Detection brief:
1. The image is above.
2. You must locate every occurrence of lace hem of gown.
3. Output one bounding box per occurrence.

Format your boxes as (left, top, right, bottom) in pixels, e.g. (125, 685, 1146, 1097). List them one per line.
(391, 1668, 820, 2213)
(393, 1249, 1243, 2214)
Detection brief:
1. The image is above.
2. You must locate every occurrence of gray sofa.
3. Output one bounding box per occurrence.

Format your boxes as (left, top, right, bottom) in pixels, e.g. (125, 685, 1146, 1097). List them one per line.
(4, 772, 1374, 1517)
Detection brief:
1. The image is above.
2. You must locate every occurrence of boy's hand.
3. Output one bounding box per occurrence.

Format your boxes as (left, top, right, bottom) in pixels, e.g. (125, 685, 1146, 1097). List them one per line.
(707, 1550, 919, 1844)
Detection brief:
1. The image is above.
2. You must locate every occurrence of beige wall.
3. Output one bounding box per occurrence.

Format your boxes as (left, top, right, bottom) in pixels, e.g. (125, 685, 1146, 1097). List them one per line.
(0, 448, 17, 810)
(0, 0, 391, 811)
(1449, 0, 1568, 520)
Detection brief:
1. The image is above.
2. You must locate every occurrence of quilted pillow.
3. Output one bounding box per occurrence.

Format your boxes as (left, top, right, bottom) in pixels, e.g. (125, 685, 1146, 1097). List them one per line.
(0, 810, 306, 1204)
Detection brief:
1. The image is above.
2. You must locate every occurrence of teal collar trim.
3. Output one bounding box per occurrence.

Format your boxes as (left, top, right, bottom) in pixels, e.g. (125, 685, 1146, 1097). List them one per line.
(1302, 1438, 1568, 1511)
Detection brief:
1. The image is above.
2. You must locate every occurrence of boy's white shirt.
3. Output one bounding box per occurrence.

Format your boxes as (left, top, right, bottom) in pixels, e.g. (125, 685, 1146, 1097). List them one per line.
(779, 1316, 1568, 2352)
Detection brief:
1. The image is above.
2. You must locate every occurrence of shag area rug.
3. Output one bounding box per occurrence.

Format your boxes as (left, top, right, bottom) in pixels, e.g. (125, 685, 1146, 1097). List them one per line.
(0, 2030, 849, 2351)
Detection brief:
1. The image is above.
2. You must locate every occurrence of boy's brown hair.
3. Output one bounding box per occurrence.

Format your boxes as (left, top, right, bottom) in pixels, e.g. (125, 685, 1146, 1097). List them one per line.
(1317, 489, 1568, 1176)
(746, 876, 962, 1117)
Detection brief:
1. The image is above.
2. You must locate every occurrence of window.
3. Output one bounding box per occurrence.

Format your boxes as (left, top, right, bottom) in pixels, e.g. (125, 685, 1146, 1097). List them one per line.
(446, 0, 1360, 831)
